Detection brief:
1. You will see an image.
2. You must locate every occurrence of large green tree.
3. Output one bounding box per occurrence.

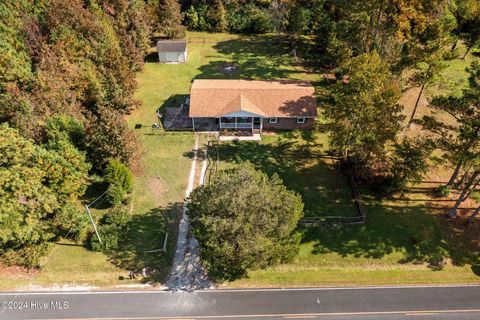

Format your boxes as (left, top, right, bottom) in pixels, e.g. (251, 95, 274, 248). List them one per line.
(325, 51, 404, 172)
(187, 163, 304, 281)
(0, 124, 90, 265)
(150, 0, 185, 38)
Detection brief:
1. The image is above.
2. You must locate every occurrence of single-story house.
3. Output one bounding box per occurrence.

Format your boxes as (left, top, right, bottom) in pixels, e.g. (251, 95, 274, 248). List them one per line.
(156, 40, 187, 63)
(189, 79, 317, 132)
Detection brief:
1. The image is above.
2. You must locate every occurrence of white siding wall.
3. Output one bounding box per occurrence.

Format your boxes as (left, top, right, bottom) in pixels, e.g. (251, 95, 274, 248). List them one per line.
(158, 50, 187, 63)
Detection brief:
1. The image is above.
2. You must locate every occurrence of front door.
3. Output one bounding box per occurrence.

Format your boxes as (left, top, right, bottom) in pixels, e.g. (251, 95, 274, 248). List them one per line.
(253, 117, 261, 129)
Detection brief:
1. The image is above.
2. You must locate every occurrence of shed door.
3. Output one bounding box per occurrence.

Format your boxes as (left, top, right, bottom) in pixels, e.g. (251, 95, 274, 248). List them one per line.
(166, 52, 178, 62)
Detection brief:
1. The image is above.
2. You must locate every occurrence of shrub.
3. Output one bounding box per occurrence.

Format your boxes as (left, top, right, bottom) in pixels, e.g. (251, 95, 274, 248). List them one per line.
(54, 203, 90, 242)
(104, 158, 133, 206)
(1, 243, 52, 269)
(106, 183, 126, 207)
(188, 162, 304, 281)
(434, 185, 451, 198)
(105, 158, 133, 192)
(105, 206, 130, 226)
(89, 207, 130, 252)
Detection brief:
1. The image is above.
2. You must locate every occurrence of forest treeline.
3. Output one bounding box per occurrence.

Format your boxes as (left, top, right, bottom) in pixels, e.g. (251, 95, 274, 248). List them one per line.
(1, 0, 479, 268)
(0, 0, 149, 267)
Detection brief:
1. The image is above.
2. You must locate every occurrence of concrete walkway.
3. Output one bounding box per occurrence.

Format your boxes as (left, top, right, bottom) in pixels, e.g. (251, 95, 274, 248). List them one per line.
(166, 135, 212, 291)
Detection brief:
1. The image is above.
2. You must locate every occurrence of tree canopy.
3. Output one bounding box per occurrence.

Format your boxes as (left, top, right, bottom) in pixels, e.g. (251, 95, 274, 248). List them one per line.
(325, 51, 403, 172)
(0, 124, 90, 266)
(187, 163, 304, 281)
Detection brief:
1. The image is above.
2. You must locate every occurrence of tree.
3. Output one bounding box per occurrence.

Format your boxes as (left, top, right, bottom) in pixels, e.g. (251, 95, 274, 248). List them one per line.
(448, 164, 479, 218)
(389, 138, 433, 192)
(187, 162, 304, 281)
(185, 5, 199, 30)
(405, 6, 456, 124)
(207, 0, 228, 32)
(269, 0, 288, 39)
(408, 60, 446, 126)
(462, 16, 480, 59)
(151, 0, 185, 39)
(85, 107, 139, 171)
(421, 61, 480, 187)
(99, 0, 151, 71)
(287, 2, 310, 59)
(104, 158, 134, 206)
(454, 0, 480, 59)
(325, 51, 404, 174)
(44, 114, 86, 149)
(0, 124, 89, 266)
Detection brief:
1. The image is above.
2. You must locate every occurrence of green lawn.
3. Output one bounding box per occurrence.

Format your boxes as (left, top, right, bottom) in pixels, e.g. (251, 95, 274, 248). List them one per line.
(400, 43, 480, 127)
(217, 134, 480, 288)
(214, 132, 357, 218)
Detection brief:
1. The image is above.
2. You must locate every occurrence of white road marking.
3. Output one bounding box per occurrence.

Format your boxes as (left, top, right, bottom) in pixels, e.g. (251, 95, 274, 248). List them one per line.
(1, 284, 480, 295)
(23, 308, 480, 320)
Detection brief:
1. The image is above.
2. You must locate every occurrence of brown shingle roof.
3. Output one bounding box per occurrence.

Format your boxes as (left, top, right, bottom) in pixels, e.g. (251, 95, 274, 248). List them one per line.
(156, 40, 187, 52)
(189, 80, 317, 118)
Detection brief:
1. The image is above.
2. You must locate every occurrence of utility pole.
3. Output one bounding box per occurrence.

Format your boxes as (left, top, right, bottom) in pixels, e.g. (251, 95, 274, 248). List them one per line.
(85, 204, 102, 244)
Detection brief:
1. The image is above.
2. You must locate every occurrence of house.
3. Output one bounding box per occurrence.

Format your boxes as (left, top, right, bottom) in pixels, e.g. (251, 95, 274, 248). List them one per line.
(156, 40, 187, 63)
(189, 79, 317, 133)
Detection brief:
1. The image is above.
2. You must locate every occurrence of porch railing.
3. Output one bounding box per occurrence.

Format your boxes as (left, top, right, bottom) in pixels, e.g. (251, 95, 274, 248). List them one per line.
(219, 123, 253, 129)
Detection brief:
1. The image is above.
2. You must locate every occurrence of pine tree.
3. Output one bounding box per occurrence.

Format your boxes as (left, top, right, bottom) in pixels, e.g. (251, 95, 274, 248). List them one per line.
(208, 0, 228, 32)
(152, 0, 185, 39)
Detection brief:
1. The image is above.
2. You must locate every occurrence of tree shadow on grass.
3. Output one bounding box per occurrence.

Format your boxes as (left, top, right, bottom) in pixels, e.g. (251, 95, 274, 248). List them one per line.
(215, 136, 356, 218)
(302, 200, 480, 270)
(106, 202, 182, 284)
(215, 137, 480, 272)
(195, 35, 311, 80)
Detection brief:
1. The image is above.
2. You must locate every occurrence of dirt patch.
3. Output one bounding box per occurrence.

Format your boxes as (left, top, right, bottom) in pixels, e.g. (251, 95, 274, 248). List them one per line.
(0, 265, 37, 279)
(147, 176, 168, 201)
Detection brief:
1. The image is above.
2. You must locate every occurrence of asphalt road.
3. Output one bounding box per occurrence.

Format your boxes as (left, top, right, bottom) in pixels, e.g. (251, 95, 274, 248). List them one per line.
(1, 285, 480, 320)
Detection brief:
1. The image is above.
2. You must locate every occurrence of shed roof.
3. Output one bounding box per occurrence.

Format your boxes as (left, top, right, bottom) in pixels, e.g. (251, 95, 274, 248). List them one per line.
(156, 40, 187, 52)
(189, 80, 317, 118)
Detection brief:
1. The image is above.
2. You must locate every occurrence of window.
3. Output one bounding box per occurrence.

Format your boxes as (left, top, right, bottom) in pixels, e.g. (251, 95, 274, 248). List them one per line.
(297, 117, 306, 124)
(269, 117, 278, 124)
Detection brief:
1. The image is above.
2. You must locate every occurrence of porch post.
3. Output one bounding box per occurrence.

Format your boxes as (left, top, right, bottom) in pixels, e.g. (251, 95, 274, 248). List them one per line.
(192, 117, 195, 132)
(235, 117, 238, 129)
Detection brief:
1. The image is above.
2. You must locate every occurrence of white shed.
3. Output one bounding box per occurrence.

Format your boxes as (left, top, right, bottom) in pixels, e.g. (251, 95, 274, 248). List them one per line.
(156, 40, 187, 64)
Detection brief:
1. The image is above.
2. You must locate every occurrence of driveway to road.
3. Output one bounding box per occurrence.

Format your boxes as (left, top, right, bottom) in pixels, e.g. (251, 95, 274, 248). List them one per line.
(1, 285, 480, 320)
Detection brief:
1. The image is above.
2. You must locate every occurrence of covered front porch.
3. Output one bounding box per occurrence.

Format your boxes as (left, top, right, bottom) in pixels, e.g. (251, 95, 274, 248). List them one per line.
(219, 116, 262, 131)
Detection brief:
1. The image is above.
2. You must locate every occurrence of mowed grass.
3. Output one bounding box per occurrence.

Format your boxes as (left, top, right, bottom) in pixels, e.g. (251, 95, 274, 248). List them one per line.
(401, 43, 479, 127)
(131, 33, 479, 288)
(215, 133, 480, 287)
(230, 198, 480, 287)
(214, 131, 357, 217)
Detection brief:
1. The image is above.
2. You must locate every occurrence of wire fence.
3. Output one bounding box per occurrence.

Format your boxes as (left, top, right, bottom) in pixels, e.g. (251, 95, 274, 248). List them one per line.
(187, 36, 292, 45)
(204, 137, 220, 185)
(299, 159, 366, 227)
